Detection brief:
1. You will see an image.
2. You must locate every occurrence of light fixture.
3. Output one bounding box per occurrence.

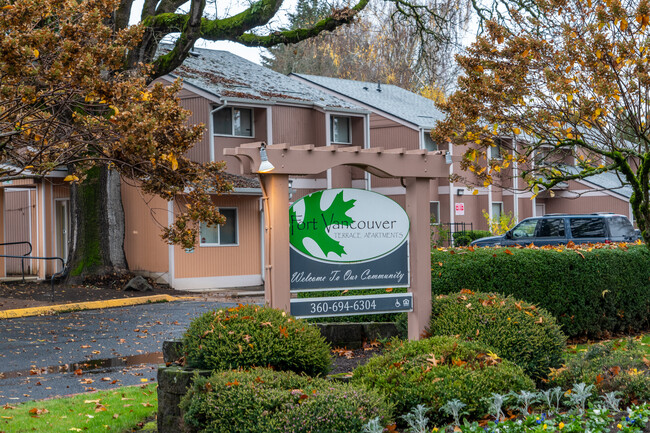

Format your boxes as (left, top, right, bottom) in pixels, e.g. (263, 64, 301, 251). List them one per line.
(457, 189, 464, 196)
(258, 143, 275, 173)
(445, 151, 453, 165)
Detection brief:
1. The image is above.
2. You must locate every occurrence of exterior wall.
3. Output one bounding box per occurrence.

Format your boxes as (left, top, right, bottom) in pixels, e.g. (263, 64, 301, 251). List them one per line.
(172, 195, 262, 289)
(121, 181, 170, 276)
(273, 106, 325, 147)
(369, 115, 419, 190)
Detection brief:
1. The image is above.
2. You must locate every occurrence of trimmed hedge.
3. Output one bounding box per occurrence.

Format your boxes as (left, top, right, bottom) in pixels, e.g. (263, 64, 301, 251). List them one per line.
(431, 245, 650, 338)
(182, 304, 331, 376)
(428, 291, 566, 380)
(180, 368, 392, 433)
(351, 336, 535, 424)
(453, 230, 492, 246)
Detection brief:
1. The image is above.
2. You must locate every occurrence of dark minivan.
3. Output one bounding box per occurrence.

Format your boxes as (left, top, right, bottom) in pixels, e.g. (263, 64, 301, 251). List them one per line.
(470, 213, 639, 247)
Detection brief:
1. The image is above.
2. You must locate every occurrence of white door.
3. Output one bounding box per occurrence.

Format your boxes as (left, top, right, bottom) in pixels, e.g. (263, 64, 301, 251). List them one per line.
(536, 203, 546, 217)
(55, 199, 70, 271)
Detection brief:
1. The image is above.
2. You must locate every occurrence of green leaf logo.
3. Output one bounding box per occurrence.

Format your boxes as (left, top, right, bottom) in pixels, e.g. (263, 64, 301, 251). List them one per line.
(290, 190, 356, 258)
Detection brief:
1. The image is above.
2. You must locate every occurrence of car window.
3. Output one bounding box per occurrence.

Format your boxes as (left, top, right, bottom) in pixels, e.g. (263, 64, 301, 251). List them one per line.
(608, 216, 634, 238)
(536, 218, 565, 238)
(511, 219, 538, 238)
(570, 218, 607, 238)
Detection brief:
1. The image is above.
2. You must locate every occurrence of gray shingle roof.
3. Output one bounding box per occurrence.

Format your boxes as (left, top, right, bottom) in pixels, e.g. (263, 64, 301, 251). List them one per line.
(163, 46, 363, 111)
(563, 166, 632, 199)
(291, 74, 445, 129)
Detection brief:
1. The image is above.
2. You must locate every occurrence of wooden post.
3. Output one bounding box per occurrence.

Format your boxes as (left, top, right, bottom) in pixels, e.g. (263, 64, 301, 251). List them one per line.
(405, 177, 432, 340)
(261, 174, 290, 311)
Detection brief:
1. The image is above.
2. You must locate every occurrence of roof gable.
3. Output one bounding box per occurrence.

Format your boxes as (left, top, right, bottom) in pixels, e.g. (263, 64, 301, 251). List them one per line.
(291, 74, 445, 129)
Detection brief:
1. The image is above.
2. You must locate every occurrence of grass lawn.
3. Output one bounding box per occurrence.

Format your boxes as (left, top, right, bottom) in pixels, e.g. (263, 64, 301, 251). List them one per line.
(0, 384, 157, 433)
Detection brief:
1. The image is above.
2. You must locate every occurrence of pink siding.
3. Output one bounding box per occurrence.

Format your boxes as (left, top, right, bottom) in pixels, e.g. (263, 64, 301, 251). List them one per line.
(540, 194, 630, 216)
(121, 181, 169, 274)
(179, 96, 211, 164)
(272, 106, 325, 147)
(174, 195, 261, 278)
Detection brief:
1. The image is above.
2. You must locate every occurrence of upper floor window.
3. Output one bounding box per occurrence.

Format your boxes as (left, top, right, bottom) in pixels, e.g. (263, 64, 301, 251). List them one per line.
(200, 208, 238, 246)
(331, 116, 351, 144)
(489, 143, 502, 160)
(213, 107, 253, 137)
(423, 132, 438, 151)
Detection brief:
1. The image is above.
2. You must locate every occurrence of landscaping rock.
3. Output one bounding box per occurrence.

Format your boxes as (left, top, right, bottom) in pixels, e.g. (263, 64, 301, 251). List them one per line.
(123, 276, 152, 292)
(157, 365, 211, 433)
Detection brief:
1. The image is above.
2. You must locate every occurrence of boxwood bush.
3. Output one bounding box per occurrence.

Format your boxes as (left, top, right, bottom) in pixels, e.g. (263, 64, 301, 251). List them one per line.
(428, 291, 566, 380)
(351, 336, 535, 423)
(180, 368, 393, 433)
(548, 339, 650, 407)
(453, 230, 492, 246)
(431, 245, 650, 338)
(182, 304, 331, 376)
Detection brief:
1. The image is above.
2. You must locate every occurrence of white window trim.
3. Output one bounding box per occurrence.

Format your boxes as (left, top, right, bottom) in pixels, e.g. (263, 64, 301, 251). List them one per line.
(199, 207, 239, 247)
(330, 115, 352, 144)
(212, 107, 255, 138)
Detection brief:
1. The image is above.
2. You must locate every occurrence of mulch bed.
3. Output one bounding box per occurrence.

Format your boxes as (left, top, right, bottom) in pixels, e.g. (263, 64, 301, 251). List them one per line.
(0, 273, 191, 310)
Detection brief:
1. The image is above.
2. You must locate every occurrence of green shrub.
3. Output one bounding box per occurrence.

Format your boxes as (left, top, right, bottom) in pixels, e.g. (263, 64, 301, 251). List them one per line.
(351, 336, 535, 423)
(180, 368, 392, 433)
(453, 230, 492, 246)
(182, 304, 331, 376)
(548, 340, 650, 407)
(431, 245, 650, 338)
(427, 291, 566, 380)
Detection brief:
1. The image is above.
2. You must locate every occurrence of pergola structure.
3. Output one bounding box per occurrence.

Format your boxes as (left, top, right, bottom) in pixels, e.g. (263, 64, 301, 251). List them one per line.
(225, 142, 449, 339)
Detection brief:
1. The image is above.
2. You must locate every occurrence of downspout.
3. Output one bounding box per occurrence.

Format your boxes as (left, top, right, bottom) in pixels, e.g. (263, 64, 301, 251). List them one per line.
(258, 175, 272, 298)
(364, 113, 371, 190)
(513, 138, 519, 222)
(209, 101, 228, 163)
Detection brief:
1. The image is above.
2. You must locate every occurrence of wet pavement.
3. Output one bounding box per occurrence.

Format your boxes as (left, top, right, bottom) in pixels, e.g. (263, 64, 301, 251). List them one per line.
(0, 300, 237, 404)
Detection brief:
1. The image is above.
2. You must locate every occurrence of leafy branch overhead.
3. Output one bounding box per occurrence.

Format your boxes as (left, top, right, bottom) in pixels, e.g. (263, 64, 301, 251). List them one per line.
(432, 0, 650, 246)
(0, 0, 230, 248)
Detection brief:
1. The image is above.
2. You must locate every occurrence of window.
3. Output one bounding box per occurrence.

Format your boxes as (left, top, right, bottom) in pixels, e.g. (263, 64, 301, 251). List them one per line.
(423, 132, 438, 151)
(213, 107, 253, 137)
(200, 208, 238, 246)
(491, 202, 503, 220)
(537, 218, 565, 238)
(489, 144, 502, 160)
(330, 116, 351, 144)
(430, 201, 440, 224)
(511, 219, 538, 238)
(609, 216, 635, 238)
(569, 218, 606, 238)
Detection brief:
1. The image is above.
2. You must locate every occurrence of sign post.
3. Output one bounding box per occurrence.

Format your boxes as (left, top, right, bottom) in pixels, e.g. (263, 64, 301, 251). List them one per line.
(225, 142, 447, 339)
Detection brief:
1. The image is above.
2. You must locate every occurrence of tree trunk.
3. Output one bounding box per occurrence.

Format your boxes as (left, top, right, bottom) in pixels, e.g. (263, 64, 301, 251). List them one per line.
(66, 165, 128, 282)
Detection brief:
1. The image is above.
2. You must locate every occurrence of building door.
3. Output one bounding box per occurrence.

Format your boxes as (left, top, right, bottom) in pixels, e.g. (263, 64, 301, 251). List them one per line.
(55, 199, 70, 272)
(536, 203, 546, 217)
(3, 189, 33, 275)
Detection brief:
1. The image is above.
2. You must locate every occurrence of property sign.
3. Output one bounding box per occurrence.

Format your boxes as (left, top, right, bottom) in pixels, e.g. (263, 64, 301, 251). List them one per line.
(289, 188, 410, 292)
(455, 203, 465, 215)
(290, 293, 413, 318)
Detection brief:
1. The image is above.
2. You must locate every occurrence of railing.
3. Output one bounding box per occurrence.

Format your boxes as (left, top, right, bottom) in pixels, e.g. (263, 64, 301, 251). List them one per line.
(0, 241, 66, 299)
(430, 222, 474, 247)
(0, 241, 33, 282)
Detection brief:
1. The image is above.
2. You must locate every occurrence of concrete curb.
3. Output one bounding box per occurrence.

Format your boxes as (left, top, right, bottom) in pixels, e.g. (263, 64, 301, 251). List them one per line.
(0, 294, 191, 319)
